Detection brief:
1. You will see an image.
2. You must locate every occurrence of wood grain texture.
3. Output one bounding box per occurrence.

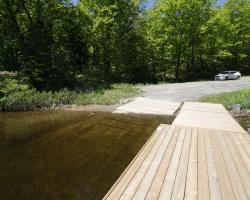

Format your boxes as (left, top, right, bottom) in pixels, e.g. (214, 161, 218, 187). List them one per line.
(103, 125, 250, 200)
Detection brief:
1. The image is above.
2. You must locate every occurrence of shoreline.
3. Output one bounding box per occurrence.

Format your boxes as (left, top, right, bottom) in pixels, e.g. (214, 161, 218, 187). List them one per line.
(57, 104, 250, 119)
(56, 104, 121, 113)
(230, 109, 250, 118)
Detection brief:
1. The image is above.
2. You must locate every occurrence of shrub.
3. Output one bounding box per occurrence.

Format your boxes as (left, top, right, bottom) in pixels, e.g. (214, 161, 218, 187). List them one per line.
(0, 78, 70, 111)
(53, 89, 76, 105)
(0, 78, 30, 98)
(0, 79, 139, 111)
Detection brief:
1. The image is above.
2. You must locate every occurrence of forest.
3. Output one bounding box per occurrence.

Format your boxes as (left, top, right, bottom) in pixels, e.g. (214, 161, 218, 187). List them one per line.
(0, 0, 250, 110)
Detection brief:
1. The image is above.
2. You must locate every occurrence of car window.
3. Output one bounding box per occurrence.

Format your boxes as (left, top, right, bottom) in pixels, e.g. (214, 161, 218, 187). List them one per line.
(222, 71, 229, 74)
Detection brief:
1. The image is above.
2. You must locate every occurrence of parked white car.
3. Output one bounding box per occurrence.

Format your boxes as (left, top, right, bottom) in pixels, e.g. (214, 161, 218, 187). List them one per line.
(214, 71, 241, 80)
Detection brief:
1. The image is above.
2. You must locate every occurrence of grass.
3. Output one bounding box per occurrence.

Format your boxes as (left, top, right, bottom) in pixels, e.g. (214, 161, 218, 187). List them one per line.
(198, 88, 250, 109)
(0, 79, 140, 112)
(74, 84, 139, 105)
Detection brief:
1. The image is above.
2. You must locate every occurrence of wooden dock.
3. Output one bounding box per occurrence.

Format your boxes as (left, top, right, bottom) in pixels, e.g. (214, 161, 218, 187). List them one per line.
(173, 102, 246, 133)
(114, 97, 181, 115)
(103, 124, 250, 200)
(105, 101, 249, 200)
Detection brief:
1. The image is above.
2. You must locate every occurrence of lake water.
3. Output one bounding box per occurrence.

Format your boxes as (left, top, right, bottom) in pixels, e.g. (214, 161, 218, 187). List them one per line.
(0, 111, 174, 200)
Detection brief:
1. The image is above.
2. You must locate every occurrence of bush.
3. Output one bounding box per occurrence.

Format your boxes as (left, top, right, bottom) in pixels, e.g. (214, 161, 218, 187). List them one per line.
(0, 78, 75, 111)
(0, 79, 139, 111)
(0, 78, 30, 98)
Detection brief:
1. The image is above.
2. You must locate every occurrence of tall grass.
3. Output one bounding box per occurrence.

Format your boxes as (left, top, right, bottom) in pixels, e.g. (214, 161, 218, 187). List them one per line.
(198, 88, 250, 109)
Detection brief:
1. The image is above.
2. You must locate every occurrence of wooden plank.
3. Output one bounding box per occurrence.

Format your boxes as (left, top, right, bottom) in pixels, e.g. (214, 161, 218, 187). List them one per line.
(131, 126, 176, 199)
(173, 102, 246, 134)
(197, 129, 210, 200)
(115, 105, 176, 115)
(237, 133, 250, 156)
(171, 127, 192, 200)
(224, 132, 250, 199)
(158, 126, 186, 200)
(210, 131, 235, 200)
(216, 132, 248, 200)
(185, 128, 198, 200)
(145, 127, 180, 200)
(104, 124, 169, 200)
(242, 134, 250, 144)
(119, 125, 170, 199)
(134, 97, 181, 110)
(114, 97, 181, 115)
(229, 133, 250, 174)
(205, 130, 222, 200)
(173, 110, 246, 134)
(181, 102, 227, 113)
(104, 124, 249, 200)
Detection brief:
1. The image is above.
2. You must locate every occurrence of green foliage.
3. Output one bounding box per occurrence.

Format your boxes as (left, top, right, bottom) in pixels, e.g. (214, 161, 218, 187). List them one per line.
(0, 90, 72, 112)
(0, 78, 29, 98)
(75, 84, 140, 105)
(144, 0, 250, 81)
(0, 78, 75, 111)
(0, 0, 250, 104)
(0, 78, 139, 111)
(198, 88, 250, 109)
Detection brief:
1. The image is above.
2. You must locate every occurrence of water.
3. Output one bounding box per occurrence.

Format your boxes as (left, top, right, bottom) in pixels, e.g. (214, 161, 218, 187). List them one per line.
(0, 111, 174, 200)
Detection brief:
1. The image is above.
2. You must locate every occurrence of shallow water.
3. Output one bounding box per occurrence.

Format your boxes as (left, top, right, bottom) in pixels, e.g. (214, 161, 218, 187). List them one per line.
(0, 111, 174, 200)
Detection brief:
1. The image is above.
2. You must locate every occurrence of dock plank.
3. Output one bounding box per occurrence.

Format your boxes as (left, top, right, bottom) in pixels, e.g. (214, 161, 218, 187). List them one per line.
(197, 129, 210, 200)
(224, 132, 250, 198)
(216, 132, 248, 200)
(114, 97, 181, 115)
(119, 125, 169, 200)
(173, 102, 246, 133)
(145, 127, 180, 200)
(170, 127, 192, 200)
(131, 126, 175, 200)
(103, 125, 169, 200)
(210, 131, 235, 200)
(103, 125, 250, 200)
(229, 133, 250, 174)
(205, 130, 222, 200)
(185, 128, 198, 200)
(157, 126, 186, 200)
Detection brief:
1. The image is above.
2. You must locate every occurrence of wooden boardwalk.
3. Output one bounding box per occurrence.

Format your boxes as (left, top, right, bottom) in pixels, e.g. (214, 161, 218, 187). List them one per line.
(173, 102, 246, 133)
(114, 97, 181, 115)
(103, 124, 250, 200)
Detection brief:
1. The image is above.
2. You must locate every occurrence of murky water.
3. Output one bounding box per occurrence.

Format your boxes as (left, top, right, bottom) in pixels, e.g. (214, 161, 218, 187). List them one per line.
(0, 111, 174, 200)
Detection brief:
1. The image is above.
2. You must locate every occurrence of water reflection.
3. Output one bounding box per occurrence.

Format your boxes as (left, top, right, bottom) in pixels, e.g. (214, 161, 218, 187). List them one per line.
(0, 111, 174, 200)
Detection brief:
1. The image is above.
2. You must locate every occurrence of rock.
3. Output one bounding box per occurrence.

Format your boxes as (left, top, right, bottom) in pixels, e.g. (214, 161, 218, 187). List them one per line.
(232, 104, 241, 114)
(119, 99, 131, 104)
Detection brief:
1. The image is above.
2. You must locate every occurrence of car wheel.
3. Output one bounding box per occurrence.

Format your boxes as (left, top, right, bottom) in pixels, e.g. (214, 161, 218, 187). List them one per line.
(225, 76, 228, 80)
(237, 75, 240, 79)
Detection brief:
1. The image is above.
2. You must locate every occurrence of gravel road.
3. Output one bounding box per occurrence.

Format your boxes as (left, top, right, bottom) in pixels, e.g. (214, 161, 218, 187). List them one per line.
(140, 76, 250, 102)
